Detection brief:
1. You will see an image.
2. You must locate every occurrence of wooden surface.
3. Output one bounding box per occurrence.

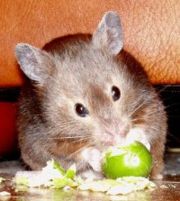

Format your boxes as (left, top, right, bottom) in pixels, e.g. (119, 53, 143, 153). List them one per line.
(0, 0, 180, 87)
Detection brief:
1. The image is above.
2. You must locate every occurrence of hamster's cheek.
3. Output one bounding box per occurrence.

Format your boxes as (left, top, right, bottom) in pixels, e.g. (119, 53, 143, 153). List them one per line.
(80, 147, 102, 172)
(125, 128, 151, 150)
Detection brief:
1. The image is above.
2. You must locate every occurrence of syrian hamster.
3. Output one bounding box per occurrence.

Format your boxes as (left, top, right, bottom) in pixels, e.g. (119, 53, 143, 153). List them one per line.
(15, 11, 167, 179)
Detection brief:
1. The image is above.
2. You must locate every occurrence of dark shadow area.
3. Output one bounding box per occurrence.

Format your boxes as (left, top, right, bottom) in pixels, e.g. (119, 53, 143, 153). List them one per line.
(156, 85, 180, 150)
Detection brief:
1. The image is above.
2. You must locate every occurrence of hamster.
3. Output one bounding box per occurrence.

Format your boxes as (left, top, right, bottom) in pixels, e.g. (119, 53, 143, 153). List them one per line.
(15, 11, 167, 179)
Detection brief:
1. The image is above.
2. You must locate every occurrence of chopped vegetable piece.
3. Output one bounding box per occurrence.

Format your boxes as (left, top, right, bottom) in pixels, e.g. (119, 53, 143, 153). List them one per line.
(102, 141, 152, 179)
(14, 176, 29, 186)
(65, 164, 76, 179)
(52, 160, 65, 175)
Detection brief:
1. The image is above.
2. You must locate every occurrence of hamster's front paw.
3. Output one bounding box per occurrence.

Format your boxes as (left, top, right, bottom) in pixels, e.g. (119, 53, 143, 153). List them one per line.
(80, 147, 102, 172)
(80, 169, 103, 180)
(126, 128, 151, 150)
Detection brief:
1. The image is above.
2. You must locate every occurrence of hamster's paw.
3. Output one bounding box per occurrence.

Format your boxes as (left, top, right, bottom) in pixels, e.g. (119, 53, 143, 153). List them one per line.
(126, 128, 151, 150)
(80, 169, 103, 180)
(80, 147, 102, 172)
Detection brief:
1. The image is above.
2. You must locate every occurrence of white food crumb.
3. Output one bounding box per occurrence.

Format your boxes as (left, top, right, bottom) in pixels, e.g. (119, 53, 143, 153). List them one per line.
(0, 191, 11, 200)
(15, 160, 63, 187)
(81, 148, 102, 172)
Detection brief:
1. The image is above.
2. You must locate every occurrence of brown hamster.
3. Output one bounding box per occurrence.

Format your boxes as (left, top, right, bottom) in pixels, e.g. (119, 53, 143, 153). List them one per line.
(15, 11, 167, 179)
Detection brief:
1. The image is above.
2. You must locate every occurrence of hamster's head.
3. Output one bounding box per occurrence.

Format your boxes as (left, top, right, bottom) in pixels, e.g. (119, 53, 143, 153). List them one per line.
(15, 12, 163, 156)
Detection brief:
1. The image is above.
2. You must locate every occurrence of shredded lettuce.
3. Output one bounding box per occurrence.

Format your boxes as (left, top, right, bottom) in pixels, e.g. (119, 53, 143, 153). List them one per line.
(65, 164, 76, 179)
(14, 160, 156, 195)
(52, 160, 65, 175)
(79, 177, 155, 195)
(14, 176, 29, 186)
(14, 160, 77, 189)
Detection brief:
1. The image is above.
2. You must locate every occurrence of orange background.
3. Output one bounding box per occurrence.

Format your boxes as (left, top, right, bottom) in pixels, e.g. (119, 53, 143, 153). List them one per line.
(0, 0, 180, 87)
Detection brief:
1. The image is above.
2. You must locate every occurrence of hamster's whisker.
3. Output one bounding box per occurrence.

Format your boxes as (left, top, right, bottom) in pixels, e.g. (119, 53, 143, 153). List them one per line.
(127, 101, 146, 118)
(130, 102, 165, 121)
(67, 142, 93, 158)
(46, 135, 92, 141)
(166, 131, 180, 142)
(129, 94, 159, 118)
(148, 126, 162, 132)
(164, 102, 180, 110)
(147, 105, 168, 115)
(155, 85, 171, 94)
(61, 135, 91, 139)
(131, 117, 145, 122)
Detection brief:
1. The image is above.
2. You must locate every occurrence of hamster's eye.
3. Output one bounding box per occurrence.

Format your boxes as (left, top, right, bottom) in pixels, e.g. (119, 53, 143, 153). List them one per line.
(111, 86, 121, 101)
(75, 103, 89, 117)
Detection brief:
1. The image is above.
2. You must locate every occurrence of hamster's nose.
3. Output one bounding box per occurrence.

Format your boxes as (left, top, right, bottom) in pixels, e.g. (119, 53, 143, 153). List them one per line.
(101, 130, 125, 146)
(117, 123, 130, 137)
(103, 118, 130, 138)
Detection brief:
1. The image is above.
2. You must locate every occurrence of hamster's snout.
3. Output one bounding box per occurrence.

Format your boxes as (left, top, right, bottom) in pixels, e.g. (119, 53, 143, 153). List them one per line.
(97, 118, 131, 146)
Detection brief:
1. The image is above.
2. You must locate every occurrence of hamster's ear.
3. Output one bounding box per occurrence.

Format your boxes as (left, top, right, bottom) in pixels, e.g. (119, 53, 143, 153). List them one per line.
(93, 11, 123, 55)
(15, 43, 53, 84)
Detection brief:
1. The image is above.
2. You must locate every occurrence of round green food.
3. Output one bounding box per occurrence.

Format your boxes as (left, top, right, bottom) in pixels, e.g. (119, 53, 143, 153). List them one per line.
(102, 141, 152, 179)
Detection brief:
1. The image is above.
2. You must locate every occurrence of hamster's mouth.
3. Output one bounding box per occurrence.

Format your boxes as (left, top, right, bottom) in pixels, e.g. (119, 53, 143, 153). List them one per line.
(97, 127, 150, 150)
(98, 133, 126, 148)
